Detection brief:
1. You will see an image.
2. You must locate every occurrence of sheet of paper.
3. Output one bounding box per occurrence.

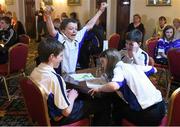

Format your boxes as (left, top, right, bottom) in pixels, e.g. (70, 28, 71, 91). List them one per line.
(86, 78, 107, 89)
(69, 73, 95, 81)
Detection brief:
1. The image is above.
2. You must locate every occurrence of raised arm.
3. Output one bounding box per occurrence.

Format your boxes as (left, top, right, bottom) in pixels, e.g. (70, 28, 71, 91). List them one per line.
(44, 6, 58, 37)
(85, 2, 108, 31)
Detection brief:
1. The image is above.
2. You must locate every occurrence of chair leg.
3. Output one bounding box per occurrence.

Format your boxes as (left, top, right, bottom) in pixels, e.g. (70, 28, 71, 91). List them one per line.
(89, 114, 94, 126)
(166, 79, 171, 102)
(22, 72, 26, 77)
(157, 69, 164, 85)
(165, 70, 170, 101)
(2, 77, 11, 101)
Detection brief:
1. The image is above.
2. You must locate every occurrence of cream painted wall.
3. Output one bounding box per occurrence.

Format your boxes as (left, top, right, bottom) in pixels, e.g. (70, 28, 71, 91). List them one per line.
(130, 0, 180, 41)
(5, 0, 19, 20)
(106, 0, 117, 39)
(51, 0, 91, 26)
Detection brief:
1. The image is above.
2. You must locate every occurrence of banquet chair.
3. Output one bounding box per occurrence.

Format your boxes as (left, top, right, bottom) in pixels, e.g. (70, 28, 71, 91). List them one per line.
(108, 33, 120, 49)
(20, 76, 90, 126)
(166, 48, 180, 100)
(167, 87, 180, 126)
(0, 43, 28, 100)
(18, 34, 30, 45)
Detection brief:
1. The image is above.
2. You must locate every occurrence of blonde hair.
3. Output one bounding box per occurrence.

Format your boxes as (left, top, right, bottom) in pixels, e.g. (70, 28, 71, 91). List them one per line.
(173, 18, 180, 24)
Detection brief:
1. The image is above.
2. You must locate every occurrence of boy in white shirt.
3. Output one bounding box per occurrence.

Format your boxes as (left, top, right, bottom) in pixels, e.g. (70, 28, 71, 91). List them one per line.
(31, 37, 110, 125)
(44, 2, 108, 74)
(119, 29, 149, 66)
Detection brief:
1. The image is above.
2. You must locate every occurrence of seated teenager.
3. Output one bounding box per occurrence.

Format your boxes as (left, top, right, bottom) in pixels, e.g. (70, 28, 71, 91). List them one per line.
(119, 29, 149, 66)
(155, 25, 180, 65)
(30, 37, 110, 125)
(0, 16, 17, 64)
(89, 49, 165, 126)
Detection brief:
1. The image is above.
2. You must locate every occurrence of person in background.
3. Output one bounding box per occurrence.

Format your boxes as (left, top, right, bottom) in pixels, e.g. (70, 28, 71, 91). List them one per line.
(127, 14, 145, 35)
(70, 12, 81, 30)
(78, 19, 105, 69)
(89, 49, 165, 126)
(127, 14, 145, 42)
(53, 18, 61, 32)
(0, 16, 17, 64)
(153, 16, 167, 38)
(173, 18, 180, 40)
(35, 7, 46, 42)
(122, 14, 145, 49)
(4, 11, 17, 26)
(14, 20, 26, 37)
(155, 25, 180, 65)
(44, 2, 108, 74)
(119, 29, 149, 66)
(0, 4, 5, 18)
(60, 12, 68, 22)
(31, 37, 110, 125)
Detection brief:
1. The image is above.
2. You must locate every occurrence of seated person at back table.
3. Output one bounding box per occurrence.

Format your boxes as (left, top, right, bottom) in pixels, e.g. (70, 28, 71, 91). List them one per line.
(89, 49, 165, 126)
(173, 18, 180, 40)
(78, 19, 105, 69)
(0, 16, 17, 64)
(153, 16, 167, 38)
(155, 25, 180, 65)
(44, 2, 107, 74)
(30, 37, 111, 125)
(119, 29, 149, 66)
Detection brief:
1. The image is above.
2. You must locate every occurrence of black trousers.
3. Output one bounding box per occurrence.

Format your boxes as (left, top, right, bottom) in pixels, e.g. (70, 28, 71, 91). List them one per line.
(0, 46, 8, 64)
(52, 97, 111, 126)
(112, 94, 166, 126)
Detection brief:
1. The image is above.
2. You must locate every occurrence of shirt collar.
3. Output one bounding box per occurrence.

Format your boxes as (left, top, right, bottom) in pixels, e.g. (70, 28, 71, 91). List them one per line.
(61, 32, 78, 42)
(38, 63, 56, 73)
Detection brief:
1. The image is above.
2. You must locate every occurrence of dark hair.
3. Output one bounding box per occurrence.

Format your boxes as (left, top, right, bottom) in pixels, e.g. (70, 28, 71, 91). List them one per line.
(133, 14, 141, 20)
(100, 49, 121, 80)
(1, 16, 11, 24)
(70, 12, 77, 19)
(162, 25, 175, 41)
(38, 37, 65, 62)
(61, 12, 68, 18)
(126, 29, 143, 44)
(60, 18, 77, 30)
(159, 16, 167, 23)
(159, 16, 166, 21)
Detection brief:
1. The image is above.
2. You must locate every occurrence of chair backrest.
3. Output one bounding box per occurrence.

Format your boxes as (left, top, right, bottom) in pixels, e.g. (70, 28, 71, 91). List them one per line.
(8, 43, 28, 74)
(168, 87, 180, 126)
(167, 48, 180, 81)
(19, 34, 30, 44)
(20, 76, 51, 126)
(146, 37, 159, 58)
(108, 33, 120, 49)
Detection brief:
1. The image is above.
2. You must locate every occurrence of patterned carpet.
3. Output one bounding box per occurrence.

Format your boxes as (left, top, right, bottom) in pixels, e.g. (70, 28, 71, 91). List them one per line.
(0, 39, 38, 126)
(0, 39, 175, 125)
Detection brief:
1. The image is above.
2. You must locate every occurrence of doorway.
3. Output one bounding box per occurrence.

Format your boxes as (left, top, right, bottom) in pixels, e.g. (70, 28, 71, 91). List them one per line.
(116, 0, 130, 49)
(24, 0, 36, 38)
